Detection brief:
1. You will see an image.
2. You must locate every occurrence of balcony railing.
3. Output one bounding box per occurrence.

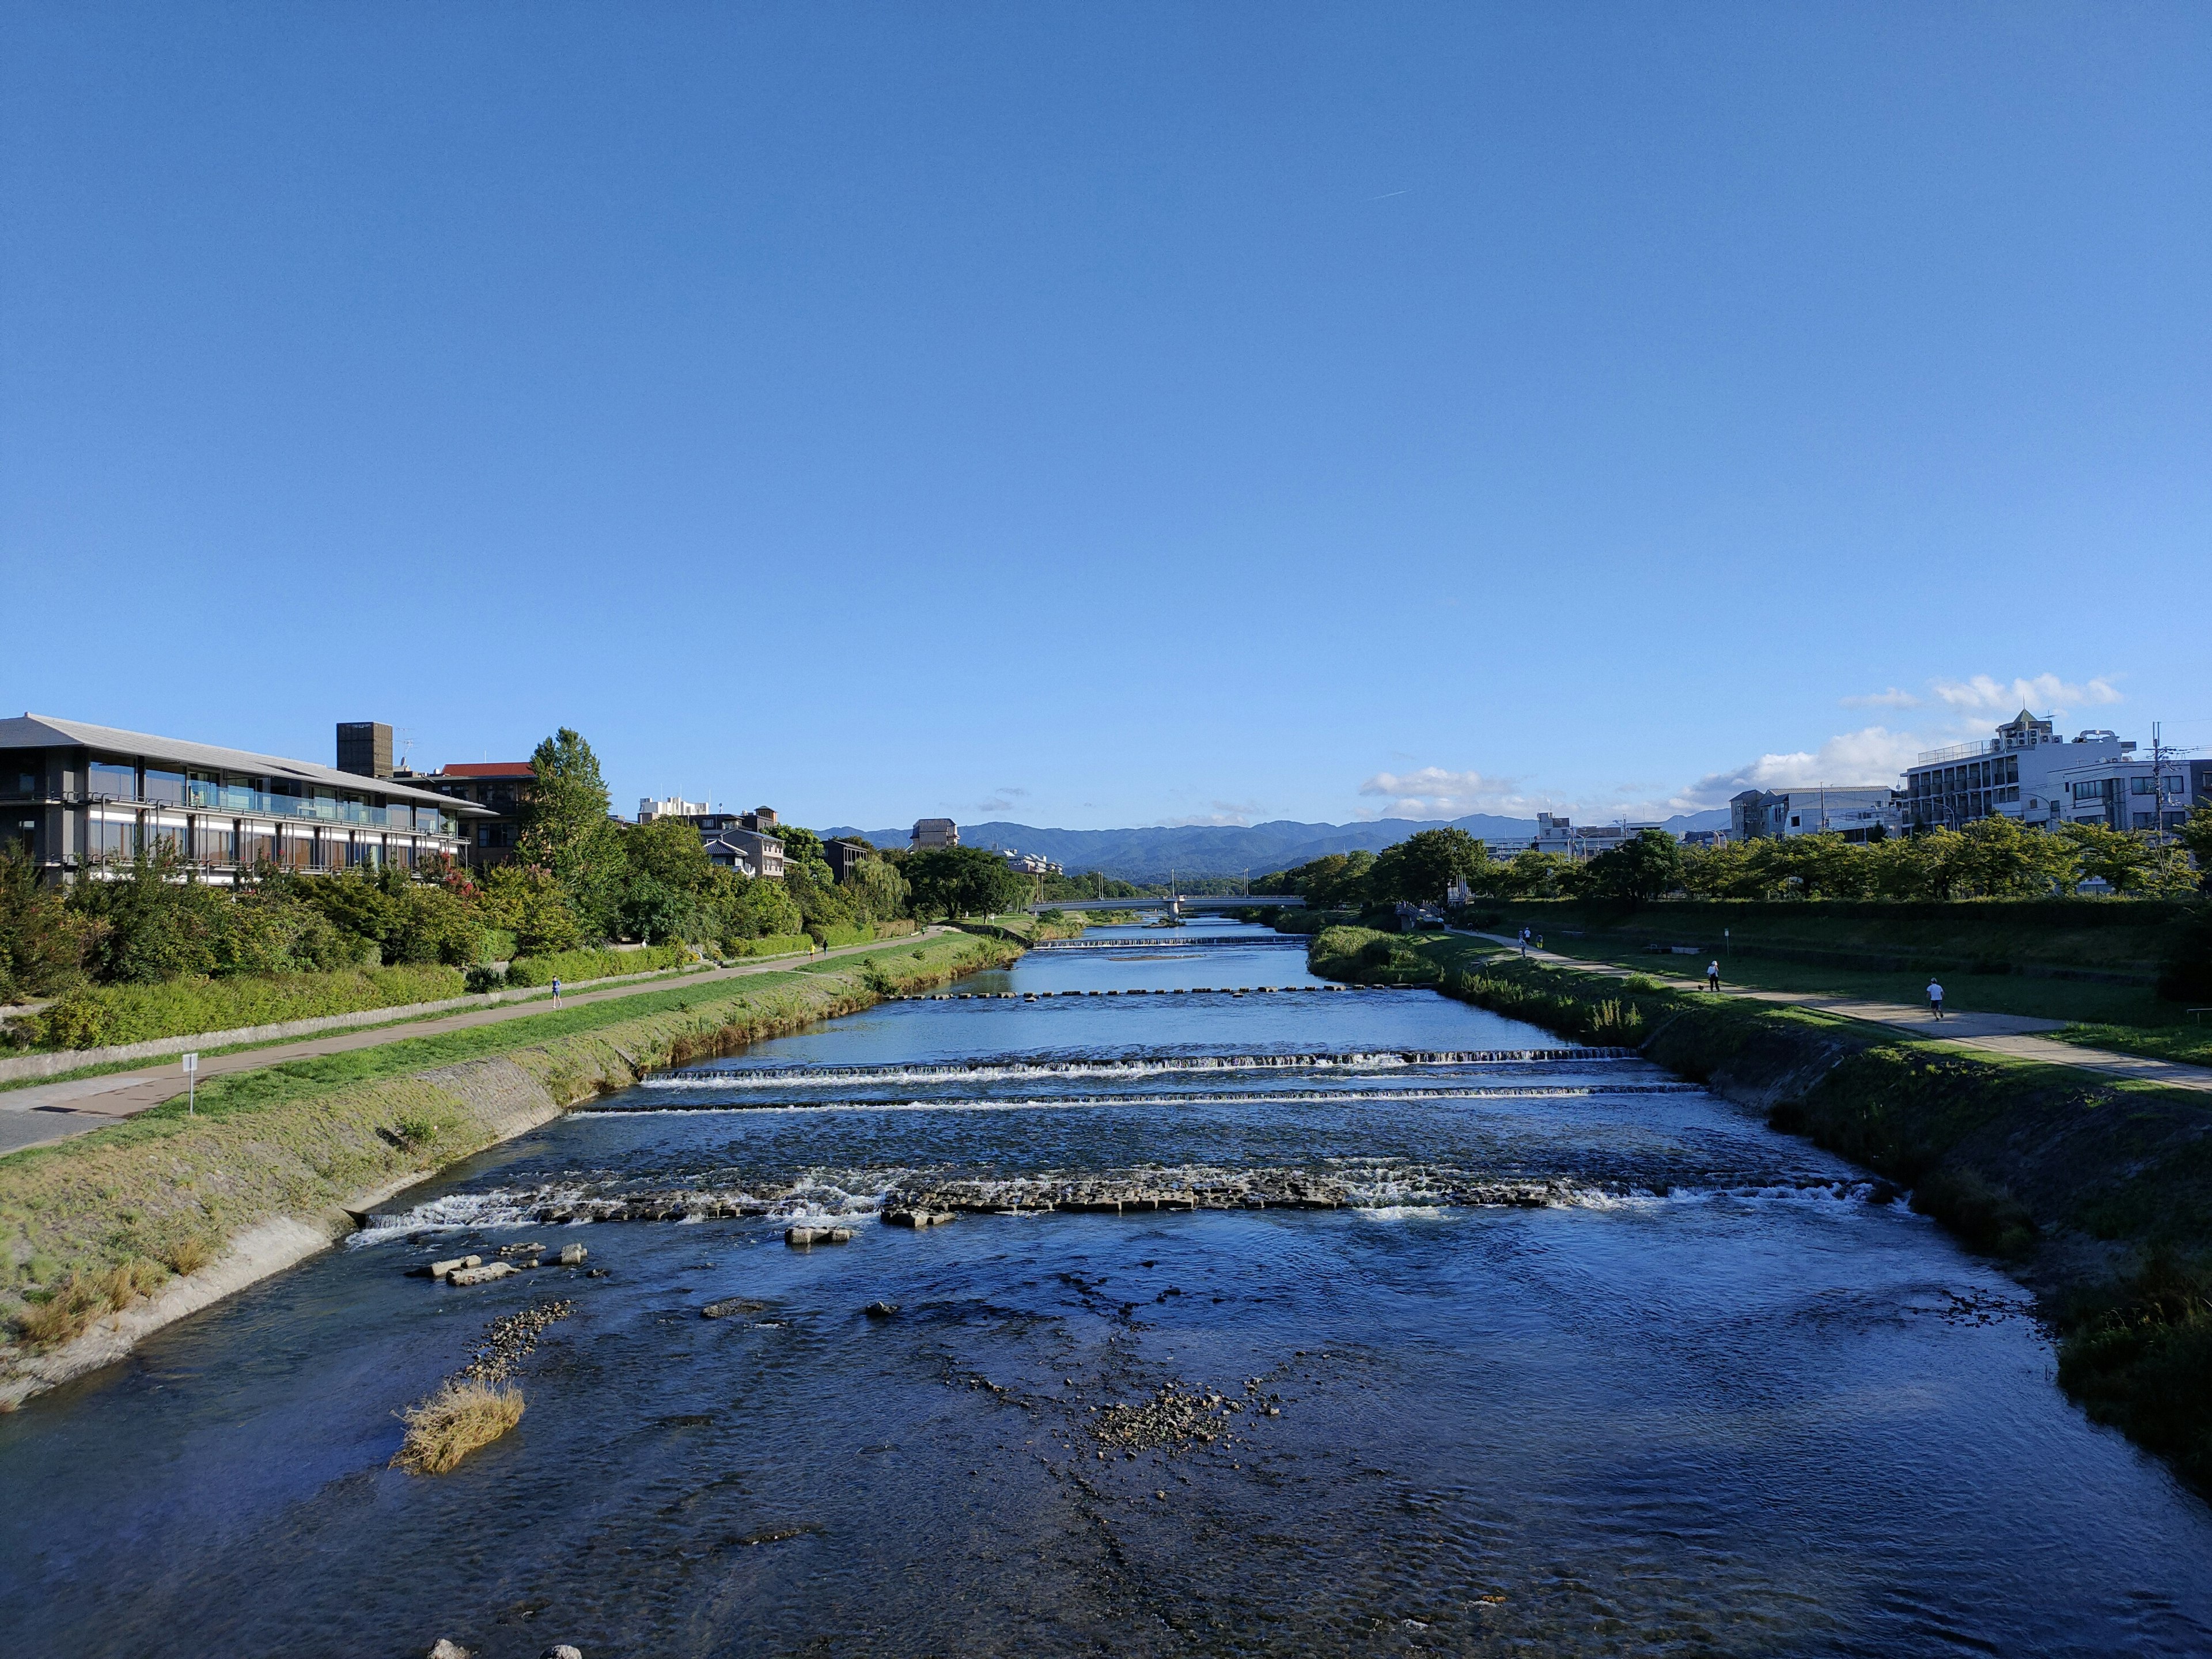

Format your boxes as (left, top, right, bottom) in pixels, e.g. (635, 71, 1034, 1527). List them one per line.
(0, 786, 461, 839)
(1914, 740, 1996, 766)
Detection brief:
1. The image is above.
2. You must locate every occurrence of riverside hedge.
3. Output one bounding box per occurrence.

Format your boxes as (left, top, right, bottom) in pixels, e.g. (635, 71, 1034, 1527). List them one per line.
(1305, 927, 2212, 1496)
(9, 963, 470, 1052)
(503, 942, 692, 987)
(0, 929, 1017, 1397)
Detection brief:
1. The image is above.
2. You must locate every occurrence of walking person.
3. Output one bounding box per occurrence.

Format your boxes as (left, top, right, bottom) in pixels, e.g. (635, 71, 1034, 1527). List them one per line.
(1706, 960, 1721, 992)
(551, 975, 562, 1006)
(1519, 927, 1530, 957)
(1926, 978, 1944, 1020)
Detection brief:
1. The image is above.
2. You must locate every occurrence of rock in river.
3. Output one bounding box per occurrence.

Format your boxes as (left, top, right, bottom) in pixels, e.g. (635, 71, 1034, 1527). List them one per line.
(702, 1297, 770, 1320)
(785, 1225, 853, 1247)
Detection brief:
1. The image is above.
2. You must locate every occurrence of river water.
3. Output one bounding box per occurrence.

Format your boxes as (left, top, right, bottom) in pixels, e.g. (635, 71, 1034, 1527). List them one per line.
(5, 921, 2212, 1656)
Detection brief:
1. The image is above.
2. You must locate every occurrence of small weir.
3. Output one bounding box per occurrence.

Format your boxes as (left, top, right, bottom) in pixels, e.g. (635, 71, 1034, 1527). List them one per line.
(645, 1047, 1639, 1087)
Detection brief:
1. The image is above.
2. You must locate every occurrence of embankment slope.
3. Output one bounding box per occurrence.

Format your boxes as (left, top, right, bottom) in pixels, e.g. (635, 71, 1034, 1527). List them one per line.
(1, 931, 1017, 1407)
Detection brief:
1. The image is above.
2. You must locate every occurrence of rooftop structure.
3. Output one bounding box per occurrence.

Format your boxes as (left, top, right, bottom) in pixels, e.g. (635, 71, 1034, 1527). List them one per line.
(638, 795, 708, 823)
(911, 817, 959, 850)
(0, 713, 486, 885)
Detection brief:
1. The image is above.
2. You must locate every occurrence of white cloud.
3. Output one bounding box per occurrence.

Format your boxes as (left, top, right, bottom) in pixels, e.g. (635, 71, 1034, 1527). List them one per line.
(1357, 767, 1527, 820)
(1159, 798, 1265, 828)
(1930, 673, 2120, 715)
(1842, 671, 2121, 717)
(1669, 726, 1927, 810)
(1840, 687, 1923, 710)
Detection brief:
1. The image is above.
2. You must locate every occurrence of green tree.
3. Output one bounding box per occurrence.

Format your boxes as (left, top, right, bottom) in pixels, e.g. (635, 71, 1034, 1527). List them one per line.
(1368, 828, 1490, 905)
(623, 815, 711, 893)
(841, 853, 910, 922)
(906, 846, 1030, 919)
(1580, 828, 1684, 904)
(481, 865, 585, 955)
(717, 872, 803, 943)
(0, 849, 88, 1000)
(1257, 850, 1378, 910)
(1952, 815, 2067, 897)
(516, 728, 623, 937)
(2174, 806, 2212, 895)
(2061, 822, 2157, 895)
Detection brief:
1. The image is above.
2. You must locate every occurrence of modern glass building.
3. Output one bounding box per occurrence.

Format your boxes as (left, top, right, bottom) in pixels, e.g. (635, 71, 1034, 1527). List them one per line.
(0, 713, 488, 885)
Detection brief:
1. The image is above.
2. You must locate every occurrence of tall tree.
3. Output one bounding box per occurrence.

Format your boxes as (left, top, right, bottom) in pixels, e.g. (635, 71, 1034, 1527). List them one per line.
(1580, 828, 1684, 904)
(1369, 828, 1490, 904)
(516, 728, 624, 936)
(906, 846, 1029, 919)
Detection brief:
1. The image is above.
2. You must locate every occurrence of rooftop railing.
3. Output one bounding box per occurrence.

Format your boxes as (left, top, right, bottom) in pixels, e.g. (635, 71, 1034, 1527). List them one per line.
(1914, 740, 1996, 765)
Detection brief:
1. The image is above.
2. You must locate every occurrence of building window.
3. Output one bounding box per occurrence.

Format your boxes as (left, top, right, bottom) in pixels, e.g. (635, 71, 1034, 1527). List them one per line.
(89, 759, 137, 801)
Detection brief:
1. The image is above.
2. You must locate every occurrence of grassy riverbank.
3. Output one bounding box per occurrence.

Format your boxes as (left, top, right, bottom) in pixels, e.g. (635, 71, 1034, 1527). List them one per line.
(0, 929, 1017, 1400)
(1457, 898, 2192, 1028)
(1305, 923, 2212, 1495)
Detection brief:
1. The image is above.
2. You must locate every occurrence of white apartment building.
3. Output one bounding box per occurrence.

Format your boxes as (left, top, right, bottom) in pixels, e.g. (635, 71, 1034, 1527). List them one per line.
(2047, 755, 2210, 834)
(1901, 709, 2129, 832)
(638, 795, 708, 822)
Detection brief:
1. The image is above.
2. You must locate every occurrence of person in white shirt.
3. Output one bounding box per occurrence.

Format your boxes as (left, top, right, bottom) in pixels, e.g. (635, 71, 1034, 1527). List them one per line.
(1926, 979, 1944, 1020)
(1706, 961, 1721, 991)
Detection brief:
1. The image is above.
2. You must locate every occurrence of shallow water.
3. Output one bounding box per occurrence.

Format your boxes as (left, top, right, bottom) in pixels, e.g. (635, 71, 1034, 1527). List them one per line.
(5, 921, 2211, 1656)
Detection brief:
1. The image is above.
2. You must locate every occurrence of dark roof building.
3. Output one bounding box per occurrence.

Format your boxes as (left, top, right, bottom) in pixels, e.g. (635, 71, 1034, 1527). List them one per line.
(0, 713, 487, 886)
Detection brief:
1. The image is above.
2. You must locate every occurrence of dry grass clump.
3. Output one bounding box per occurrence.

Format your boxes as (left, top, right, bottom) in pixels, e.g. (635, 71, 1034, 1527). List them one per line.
(392, 1380, 525, 1474)
(13, 1257, 170, 1348)
(165, 1235, 214, 1276)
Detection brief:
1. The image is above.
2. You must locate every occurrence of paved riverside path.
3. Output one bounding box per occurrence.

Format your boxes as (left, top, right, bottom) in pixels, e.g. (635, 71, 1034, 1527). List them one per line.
(0, 930, 957, 1157)
(1459, 931, 2212, 1096)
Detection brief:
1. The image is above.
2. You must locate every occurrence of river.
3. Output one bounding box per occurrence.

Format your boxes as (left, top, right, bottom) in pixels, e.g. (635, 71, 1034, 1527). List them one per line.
(5, 920, 2211, 1656)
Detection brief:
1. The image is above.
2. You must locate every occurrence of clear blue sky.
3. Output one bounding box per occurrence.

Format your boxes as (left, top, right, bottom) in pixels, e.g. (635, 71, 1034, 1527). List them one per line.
(5, 5, 2207, 831)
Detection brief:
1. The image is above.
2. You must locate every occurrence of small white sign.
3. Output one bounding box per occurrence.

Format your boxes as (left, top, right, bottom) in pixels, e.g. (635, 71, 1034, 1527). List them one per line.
(181, 1052, 199, 1073)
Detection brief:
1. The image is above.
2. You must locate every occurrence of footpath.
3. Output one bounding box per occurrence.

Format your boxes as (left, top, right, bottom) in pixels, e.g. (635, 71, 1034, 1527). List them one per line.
(0, 930, 948, 1157)
(1461, 931, 2212, 1096)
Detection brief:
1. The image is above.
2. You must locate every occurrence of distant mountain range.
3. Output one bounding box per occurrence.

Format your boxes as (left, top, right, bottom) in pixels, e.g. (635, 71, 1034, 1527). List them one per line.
(817, 810, 1729, 882)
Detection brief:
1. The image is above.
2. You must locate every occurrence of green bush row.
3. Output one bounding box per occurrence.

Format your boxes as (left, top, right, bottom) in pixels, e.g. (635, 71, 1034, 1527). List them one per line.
(16, 963, 469, 1051)
(721, 934, 815, 960)
(503, 944, 692, 988)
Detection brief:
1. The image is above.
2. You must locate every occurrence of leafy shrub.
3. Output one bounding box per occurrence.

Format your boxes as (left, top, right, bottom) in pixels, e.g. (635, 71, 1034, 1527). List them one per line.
(465, 964, 507, 994)
(25, 964, 467, 1051)
(722, 934, 813, 960)
(1912, 1167, 2037, 1258)
(2058, 1253, 2212, 1495)
(505, 943, 690, 988)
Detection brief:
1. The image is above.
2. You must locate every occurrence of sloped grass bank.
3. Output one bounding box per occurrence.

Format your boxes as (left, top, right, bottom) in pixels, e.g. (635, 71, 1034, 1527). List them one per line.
(1307, 926, 2212, 1495)
(0, 930, 1016, 1405)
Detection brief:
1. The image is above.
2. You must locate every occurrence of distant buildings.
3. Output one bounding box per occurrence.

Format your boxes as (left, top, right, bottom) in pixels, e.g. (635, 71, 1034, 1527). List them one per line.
(1729, 787, 1902, 844)
(0, 713, 484, 885)
(911, 818, 959, 850)
(1002, 849, 1062, 876)
(638, 794, 707, 822)
(2046, 753, 2210, 834)
(1900, 709, 2130, 834)
(685, 810, 784, 879)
